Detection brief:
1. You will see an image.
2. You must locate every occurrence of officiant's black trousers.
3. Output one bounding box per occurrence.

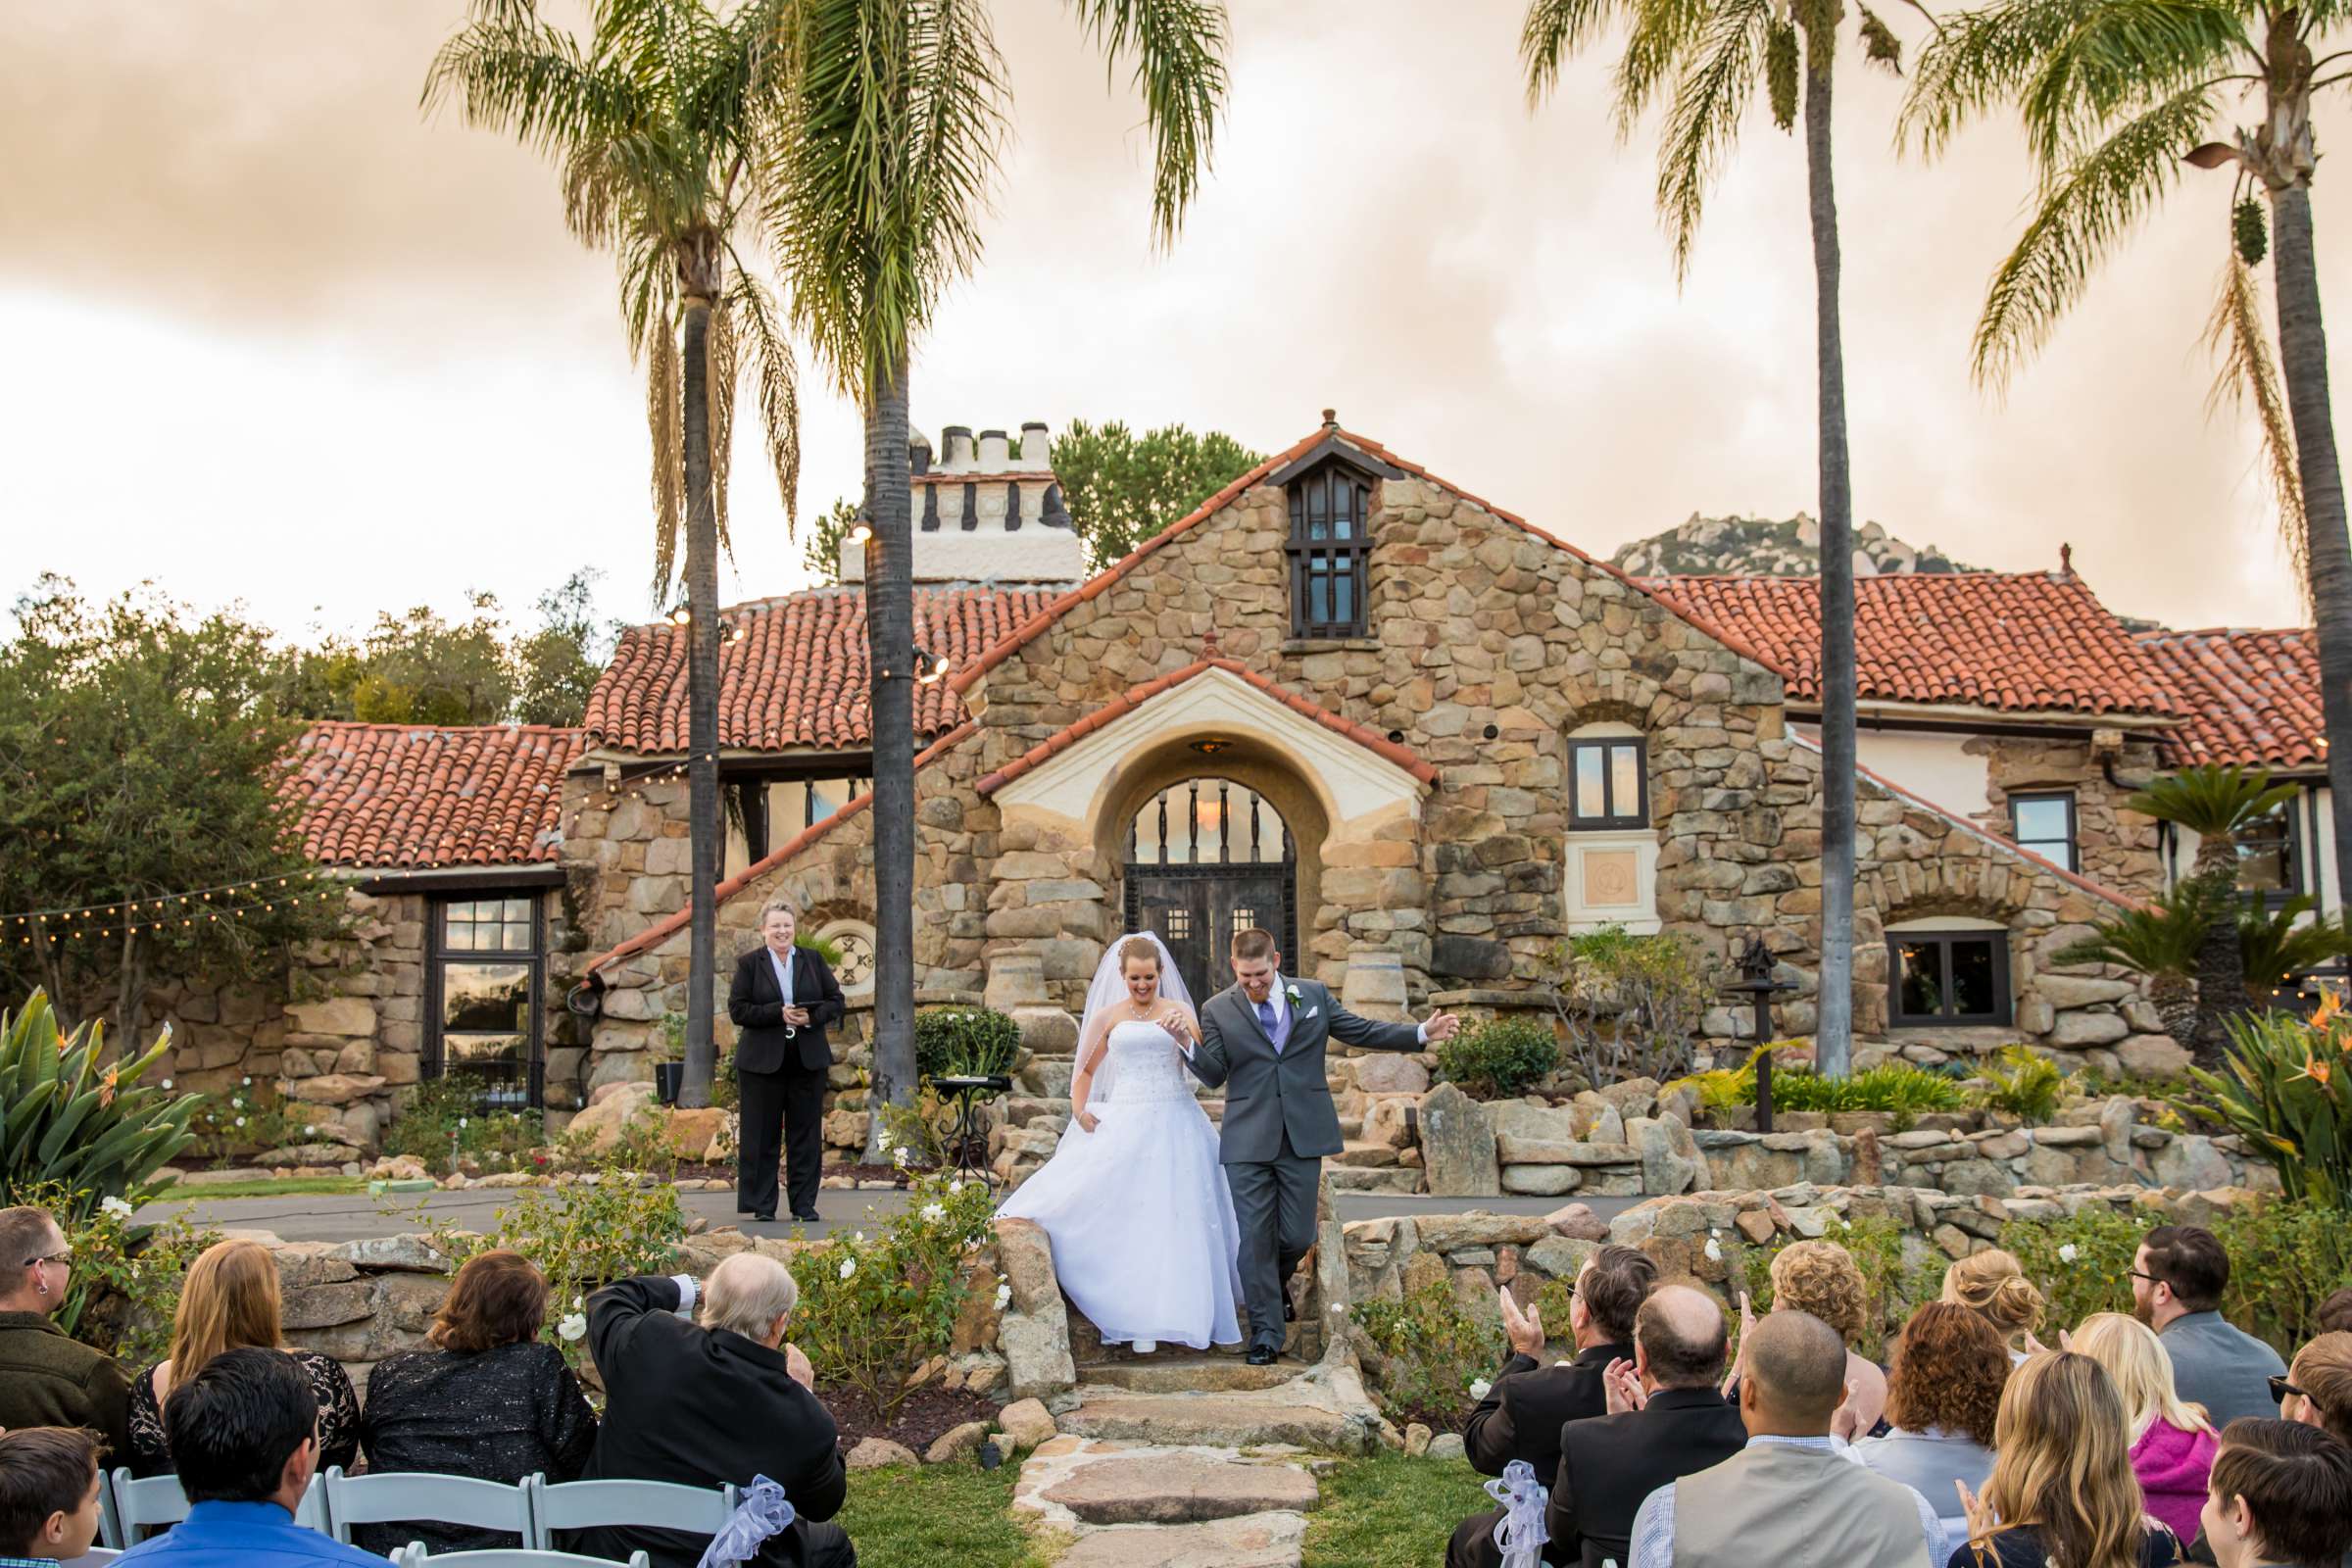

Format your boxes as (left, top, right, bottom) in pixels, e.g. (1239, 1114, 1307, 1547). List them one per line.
(1226, 1135, 1321, 1351)
(739, 1062, 825, 1218)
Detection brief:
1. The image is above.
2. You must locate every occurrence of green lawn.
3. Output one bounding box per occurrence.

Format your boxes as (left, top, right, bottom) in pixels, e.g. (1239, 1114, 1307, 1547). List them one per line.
(150, 1175, 371, 1201)
(837, 1458, 1054, 1568)
(1304, 1451, 1488, 1568)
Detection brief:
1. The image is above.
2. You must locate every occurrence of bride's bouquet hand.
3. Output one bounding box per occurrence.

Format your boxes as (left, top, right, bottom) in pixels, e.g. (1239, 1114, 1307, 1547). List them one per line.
(1162, 1011, 1193, 1048)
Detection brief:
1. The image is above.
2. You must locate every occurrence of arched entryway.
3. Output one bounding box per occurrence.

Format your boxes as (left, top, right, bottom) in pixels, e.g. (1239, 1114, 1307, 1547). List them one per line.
(1123, 777, 1297, 1003)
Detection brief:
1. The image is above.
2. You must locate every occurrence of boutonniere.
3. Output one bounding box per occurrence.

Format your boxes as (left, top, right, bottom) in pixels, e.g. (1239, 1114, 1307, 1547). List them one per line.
(1285, 983, 1303, 1003)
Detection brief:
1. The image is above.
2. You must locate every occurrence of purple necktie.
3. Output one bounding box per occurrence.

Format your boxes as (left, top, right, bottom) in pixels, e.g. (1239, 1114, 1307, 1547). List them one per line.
(1257, 996, 1286, 1054)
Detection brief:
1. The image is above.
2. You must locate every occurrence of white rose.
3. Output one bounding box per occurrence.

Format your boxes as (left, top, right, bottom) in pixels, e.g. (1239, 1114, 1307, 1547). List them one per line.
(1704, 1236, 1724, 1263)
(921, 1203, 945, 1222)
(100, 1196, 135, 1220)
(893, 1146, 911, 1168)
(458, 1117, 468, 1130)
(839, 1258, 857, 1281)
(557, 1312, 587, 1343)
(949, 1180, 964, 1196)
(235, 1116, 247, 1127)
(161, 1079, 173, 1090)
(241, 1076, 252, 1087)
(994, 1284, 1011, 1310)
(1468, 1378, 1493, 1400)
(2058, 1243, 2079, 1264)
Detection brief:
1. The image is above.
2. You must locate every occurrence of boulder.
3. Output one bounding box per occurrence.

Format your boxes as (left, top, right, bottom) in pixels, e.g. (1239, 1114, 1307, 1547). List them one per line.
(2153, 1135, 2234, 1192)
(2048, 1011, 2130, 1047)
(284, 998, 376, 1037)
(924, 1420, 992, 1464)
(1502, 1165, 1581, 1196)
(2032, 976, 2135, 1008)
(564, 1086, 661, 1154)
(2116, 1034, 2195, 1079)
(1420, 1083, 1499, 1198)
(1429, 1433, 1467, 1461)
(1596, 1077, 1661, 1120)
(1356, 1054, 1431, 1095)
(846, 1438, 919, 1470)
(998, 1309, 1075, 1404)
(996, 1396, 1058, 1451)
(285, 1073, 387, 1105)
(1543, 1202, 1611, 1242)
(1629, 1115, 1702, 1196)
(326, 1235, 451, 1274)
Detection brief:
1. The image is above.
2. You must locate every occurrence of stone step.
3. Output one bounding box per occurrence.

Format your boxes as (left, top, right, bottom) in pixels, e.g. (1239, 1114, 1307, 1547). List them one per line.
(1075, 1357, 1298, 1395)
(1057, 1391, 1370, 1452)
(1055, 1512, 1309, 1568)
(1324, 1164, 1421, 1194)
(1039, 1450, 1321, 1525)
(1330, 1140, 1398, 1168)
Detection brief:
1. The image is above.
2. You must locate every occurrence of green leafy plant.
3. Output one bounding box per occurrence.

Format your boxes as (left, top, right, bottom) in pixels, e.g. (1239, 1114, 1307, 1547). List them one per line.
(1975, 1046, 2070, 1124)
(383, 1076, 547, 1172)
(913, 1006, 1021, 1085)
(1348, 1278, 1505, 1433)
(787, 1170, 998, 1421)
(2240, 896, 2352, 999)
(653, 1010, 687, 1065)
(1, 993, 199, 1221)
(2053, 882, 2214, 1046)
(27, 1182, 223, 1365)
(1998, 1204, 2152, 1334)
(2125, 767, 2303, 1046)
(1435, 1017, 1561, 1101)
(2179, 999, 2352, 1208)
(185, 1076, 337, 1162)
(1668, 1041, 1806, 1114)
(1670, 1047, 1966, 1124)
(1737, 1213, 1928, 1361)
(1546, 924, 1711, 1088)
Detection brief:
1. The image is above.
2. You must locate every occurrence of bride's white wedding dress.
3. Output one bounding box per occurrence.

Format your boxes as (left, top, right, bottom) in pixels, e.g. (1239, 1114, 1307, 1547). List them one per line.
(997, 1016, 1245, 1350)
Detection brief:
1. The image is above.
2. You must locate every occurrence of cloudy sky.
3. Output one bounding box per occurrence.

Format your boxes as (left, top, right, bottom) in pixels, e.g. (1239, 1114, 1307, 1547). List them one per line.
(1, 0, 2336, 646)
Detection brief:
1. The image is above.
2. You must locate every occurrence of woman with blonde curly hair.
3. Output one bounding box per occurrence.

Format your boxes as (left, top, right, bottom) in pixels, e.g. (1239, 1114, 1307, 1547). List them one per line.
(1943, 1250, 2045, 1364)
(1952, 1349, 2180, 1568)
(1853, 1302, 2011, 1544)
(2069, 1312, 2217, 1545)
(1727, 1239, 1890, 1435)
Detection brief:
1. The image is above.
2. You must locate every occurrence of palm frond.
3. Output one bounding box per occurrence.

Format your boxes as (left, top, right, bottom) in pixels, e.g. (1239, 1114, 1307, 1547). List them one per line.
(1612, 0, 1727, 129)
(1970, 79, 2218, 388)
(2203, 249, 2310, 605)
(1655, 0, 1775, 280)
(645, 317, 685, 599)
(1522, 0, 1630, 106)
(1858, 5, 1904, 72)
(706, 291, 738, 553)
(1063, 0, 1232, 248)
(725, 264, 803, 526)
(422, 11, 644, 155)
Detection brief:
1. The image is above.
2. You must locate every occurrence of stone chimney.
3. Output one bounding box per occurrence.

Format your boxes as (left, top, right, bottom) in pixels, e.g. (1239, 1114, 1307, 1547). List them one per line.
(839, 418, 1084, 586)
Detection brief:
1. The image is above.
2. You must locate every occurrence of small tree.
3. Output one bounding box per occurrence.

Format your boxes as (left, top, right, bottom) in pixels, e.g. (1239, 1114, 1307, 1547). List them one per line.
(513, 568, 621, 726)
(2128, 765, 2300, 1049)
(1546, 923, 1712, 1087)
(1049, 419, 1263, 569)
(800, 498, 863, 587)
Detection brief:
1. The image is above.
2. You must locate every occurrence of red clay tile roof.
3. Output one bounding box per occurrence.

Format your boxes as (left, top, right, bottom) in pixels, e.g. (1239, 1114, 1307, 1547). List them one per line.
(584, 586, 1058, 755)
(2134, 628, 2323, 769)
(585, 722, 977, 974)
(1645, 573, 2175, 717)
(975, 658, 1440, 796)
(284, 722, 589, 869)
(949, 423, 1784, 697)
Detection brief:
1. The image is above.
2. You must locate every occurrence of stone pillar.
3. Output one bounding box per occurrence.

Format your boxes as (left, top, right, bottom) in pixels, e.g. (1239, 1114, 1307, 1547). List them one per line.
(1341, 949, 1411, 1023)
(984, 951, 1078, 1058)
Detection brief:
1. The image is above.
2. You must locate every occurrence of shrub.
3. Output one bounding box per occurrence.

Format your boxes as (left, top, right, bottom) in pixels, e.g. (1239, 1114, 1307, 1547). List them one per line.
(1739, 1214, 1927, 1360)
(913, 1006, 1021, 1085)
(0, 993, 198, 1222)
(1998, 1205, 2151, 1334)
(1670, 1047, 1966, 1125)
(787, 1170, 998, 1420)
(2180, 999, 2352, 1208)
(185, 1076, 337, 1162)
(1348, 1278, 1504, 1432)
(1547, 924, 1711, 1087)
(20, 1179, 221, 1364)
(383, 1076, 547, 1172)
(1974, 1046, 2070, 1124)
(1434, 1017, 1560, 1100)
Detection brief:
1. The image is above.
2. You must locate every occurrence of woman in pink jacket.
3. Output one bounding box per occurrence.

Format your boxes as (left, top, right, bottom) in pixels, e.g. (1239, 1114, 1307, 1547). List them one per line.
(2071, 1312, 2219, 1543)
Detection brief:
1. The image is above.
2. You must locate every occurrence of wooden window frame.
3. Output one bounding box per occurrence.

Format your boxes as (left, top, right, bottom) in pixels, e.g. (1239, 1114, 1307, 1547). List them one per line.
(2009, 790, 2079, 873)
(1284, 460, 1374, 639)
(1567, 736, 1650, 832)
(425, 892, 546, 1107)
(1886, 929, 2013, 1028)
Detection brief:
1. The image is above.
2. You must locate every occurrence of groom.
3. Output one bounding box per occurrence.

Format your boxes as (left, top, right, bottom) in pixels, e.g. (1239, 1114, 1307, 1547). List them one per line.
(1179, 927, 1460, 1364)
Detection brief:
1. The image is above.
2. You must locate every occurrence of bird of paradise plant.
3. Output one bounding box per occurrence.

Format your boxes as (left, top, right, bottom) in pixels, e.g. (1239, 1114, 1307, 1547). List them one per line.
(2182, 987, 2352, 1207)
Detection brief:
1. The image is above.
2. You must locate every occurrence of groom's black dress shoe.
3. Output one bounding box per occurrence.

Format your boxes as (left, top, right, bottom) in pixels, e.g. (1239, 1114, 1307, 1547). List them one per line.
(1247, 1346, 1278, 1366)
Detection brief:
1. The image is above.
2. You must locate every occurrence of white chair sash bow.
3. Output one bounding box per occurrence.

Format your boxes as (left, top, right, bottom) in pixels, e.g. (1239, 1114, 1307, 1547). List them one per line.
(1485, 1458, 1550, 1568)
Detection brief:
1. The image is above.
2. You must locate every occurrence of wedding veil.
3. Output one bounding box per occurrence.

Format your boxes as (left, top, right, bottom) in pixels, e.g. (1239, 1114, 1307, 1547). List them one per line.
(1077, 931, 1195, 1106)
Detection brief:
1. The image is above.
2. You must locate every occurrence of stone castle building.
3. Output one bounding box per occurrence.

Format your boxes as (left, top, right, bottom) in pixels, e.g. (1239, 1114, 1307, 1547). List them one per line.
(140, 416, 2330, 1151)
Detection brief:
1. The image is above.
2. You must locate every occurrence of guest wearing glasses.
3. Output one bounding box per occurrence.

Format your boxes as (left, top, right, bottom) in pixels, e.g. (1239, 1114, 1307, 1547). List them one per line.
(2129, 1227, 2283, 1429)
(0, 1205, 130, 1461)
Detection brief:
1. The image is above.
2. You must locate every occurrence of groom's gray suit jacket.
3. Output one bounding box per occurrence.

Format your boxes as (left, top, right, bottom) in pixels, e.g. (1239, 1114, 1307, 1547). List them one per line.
(1186, 978, 1419, 1161)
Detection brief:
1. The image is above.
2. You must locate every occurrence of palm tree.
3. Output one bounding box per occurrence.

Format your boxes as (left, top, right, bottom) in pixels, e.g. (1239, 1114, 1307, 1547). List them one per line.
(1903, 0, 2352, 917)
(767, 0, 1229, 1157)
(1521, 0, 1905, 1075)
(2127, 764, 2301, 1046)
(426, 0, 805, 1108)
(2053, 881, 2215, 1045)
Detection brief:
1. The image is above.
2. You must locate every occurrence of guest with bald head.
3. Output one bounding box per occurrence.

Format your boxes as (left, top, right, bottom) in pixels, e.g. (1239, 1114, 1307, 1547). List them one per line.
(1629, 1310, 1947, 1568)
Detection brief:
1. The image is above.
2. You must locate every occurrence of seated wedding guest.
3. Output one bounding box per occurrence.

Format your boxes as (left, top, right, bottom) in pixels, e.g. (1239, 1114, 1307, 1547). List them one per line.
(1948, 1349, 2180, 1568)
(1725, 1240, 1890, 1437)
(1629, 1310, 1945, 1568)
(2072, 1313, 2219, 1545)
(1535, 1286, 1745, 1568)
(0, 1427, 105, 1568)
(117, 1347, 386, 1568)
(2197, 1418, 2352, 1568)
(1462, 1247, 1658, 1494)
(2316, 1289, 2352, 1337)
(124, 1239, 359, 1479)
(2132, 1226, 2284, 1429)
(2276, 1331, 2352, 1446)
(353, 1250, 598, 1555)
(1850, 1302, 2009, 1547)
(0, 1206, 131, 1461)
(575, 1255, 852, 1568)
(1943, 1250, 2046, 1365)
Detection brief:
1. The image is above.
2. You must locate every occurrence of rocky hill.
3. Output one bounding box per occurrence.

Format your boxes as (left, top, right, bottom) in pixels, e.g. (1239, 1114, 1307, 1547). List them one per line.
(1610, 513, 1984, 577)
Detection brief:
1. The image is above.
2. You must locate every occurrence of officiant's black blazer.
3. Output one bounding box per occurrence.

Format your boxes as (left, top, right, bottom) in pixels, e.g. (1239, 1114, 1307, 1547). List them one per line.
(727, 945, 845, 1075)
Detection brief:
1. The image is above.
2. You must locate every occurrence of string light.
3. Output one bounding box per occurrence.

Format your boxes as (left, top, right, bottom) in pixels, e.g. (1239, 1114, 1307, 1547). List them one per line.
(20, 885, 345, 944)
(4, 870, 323, 928)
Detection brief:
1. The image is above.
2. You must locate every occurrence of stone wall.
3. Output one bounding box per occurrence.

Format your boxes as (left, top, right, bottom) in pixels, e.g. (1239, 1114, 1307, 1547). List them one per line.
(1972, 734, 2166, 901)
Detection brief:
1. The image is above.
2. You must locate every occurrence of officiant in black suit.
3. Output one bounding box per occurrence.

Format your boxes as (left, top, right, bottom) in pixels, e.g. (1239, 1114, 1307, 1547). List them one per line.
(727, 897, 845, 1224)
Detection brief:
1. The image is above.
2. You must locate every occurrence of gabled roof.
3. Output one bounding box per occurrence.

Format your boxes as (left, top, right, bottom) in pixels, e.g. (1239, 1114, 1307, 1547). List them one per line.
(285, 722, 589, 870)
(2134, 627, 2323, 769)
(583, 585, 1058, 755)
(947, 422, 1785, 696)
(1645, 572, 2175, 718)
(974, 655, 1440, 796)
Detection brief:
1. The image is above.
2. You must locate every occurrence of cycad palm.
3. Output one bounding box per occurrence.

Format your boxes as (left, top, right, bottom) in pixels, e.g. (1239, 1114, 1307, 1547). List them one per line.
(426, 0, 805, 1107)
(1522, 0, 1905, 1074)
(768, 0, 1228, 1154)
(2127, 763, 2301, 1043)
(2053, 880, 2215, 1043)
(1903, 0, 2352, 923)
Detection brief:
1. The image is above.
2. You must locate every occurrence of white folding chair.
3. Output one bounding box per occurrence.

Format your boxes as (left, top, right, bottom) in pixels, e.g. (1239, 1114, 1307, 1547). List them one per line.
(323, 1467, 534, 1548)
(107, 1468, 330, 1540)
(393, 1548, 651, 1568)
(61, 1549, 122, 1567)
(523, 1477, 735, 1551)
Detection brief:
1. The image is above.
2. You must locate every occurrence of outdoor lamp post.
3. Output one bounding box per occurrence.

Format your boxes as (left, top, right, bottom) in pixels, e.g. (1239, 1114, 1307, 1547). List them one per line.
(1721, 935, 1797, 1132)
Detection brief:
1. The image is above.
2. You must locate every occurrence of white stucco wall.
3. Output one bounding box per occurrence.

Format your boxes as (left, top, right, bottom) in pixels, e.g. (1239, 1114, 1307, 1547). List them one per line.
(2170, 780, 2339, 917)
(1851, 729, 1991, 821)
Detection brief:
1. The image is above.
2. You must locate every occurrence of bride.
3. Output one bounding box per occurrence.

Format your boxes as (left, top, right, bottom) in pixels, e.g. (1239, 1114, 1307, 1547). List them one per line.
(997, 932, 1244, 1352)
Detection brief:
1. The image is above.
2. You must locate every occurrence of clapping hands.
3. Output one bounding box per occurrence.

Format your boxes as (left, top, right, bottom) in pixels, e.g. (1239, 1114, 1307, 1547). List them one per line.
(1603, 1357, 1648, 1414)
(1955, 1479, 1999, 1542)
(785, 1343, 815, 1393)
(2020, 1326, 2073, 1357)
(1497, 1288, 1547, 1360)
(1830, 1379, 1867, 1443)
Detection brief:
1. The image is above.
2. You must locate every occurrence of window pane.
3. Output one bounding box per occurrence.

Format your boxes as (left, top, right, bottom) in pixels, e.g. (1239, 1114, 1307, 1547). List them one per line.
(445, 962, 531, 1033)
(1949, 940, 1999, 1016)
(1308, 479, 1329, 540)
(2012, 797, 2068, 845)
(2237, 817, 2292, 893)
(1896, 941, 1946, 1018)
(502, 898, 530, 924)
(502, 919, 534, 952)
(1333, 566, 1353, 628)
(1610, 745, 1642, 819)
(1575, 747, 1606, 819)
(446, 920, 477, 953)
(445, 1032, 525, 1069)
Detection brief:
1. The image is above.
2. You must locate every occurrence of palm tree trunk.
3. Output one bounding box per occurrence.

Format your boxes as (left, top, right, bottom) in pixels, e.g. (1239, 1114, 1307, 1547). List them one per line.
(2270, 183, 2352, 921)
(863, 345, 917, 1161)
(680, 294, 722, 1110)
(1805, 47, 1856, 1077)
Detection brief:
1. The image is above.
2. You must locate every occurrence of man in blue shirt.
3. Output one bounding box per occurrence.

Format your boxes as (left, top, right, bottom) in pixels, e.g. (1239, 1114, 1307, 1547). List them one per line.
(118, 1347, 382, 1568)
